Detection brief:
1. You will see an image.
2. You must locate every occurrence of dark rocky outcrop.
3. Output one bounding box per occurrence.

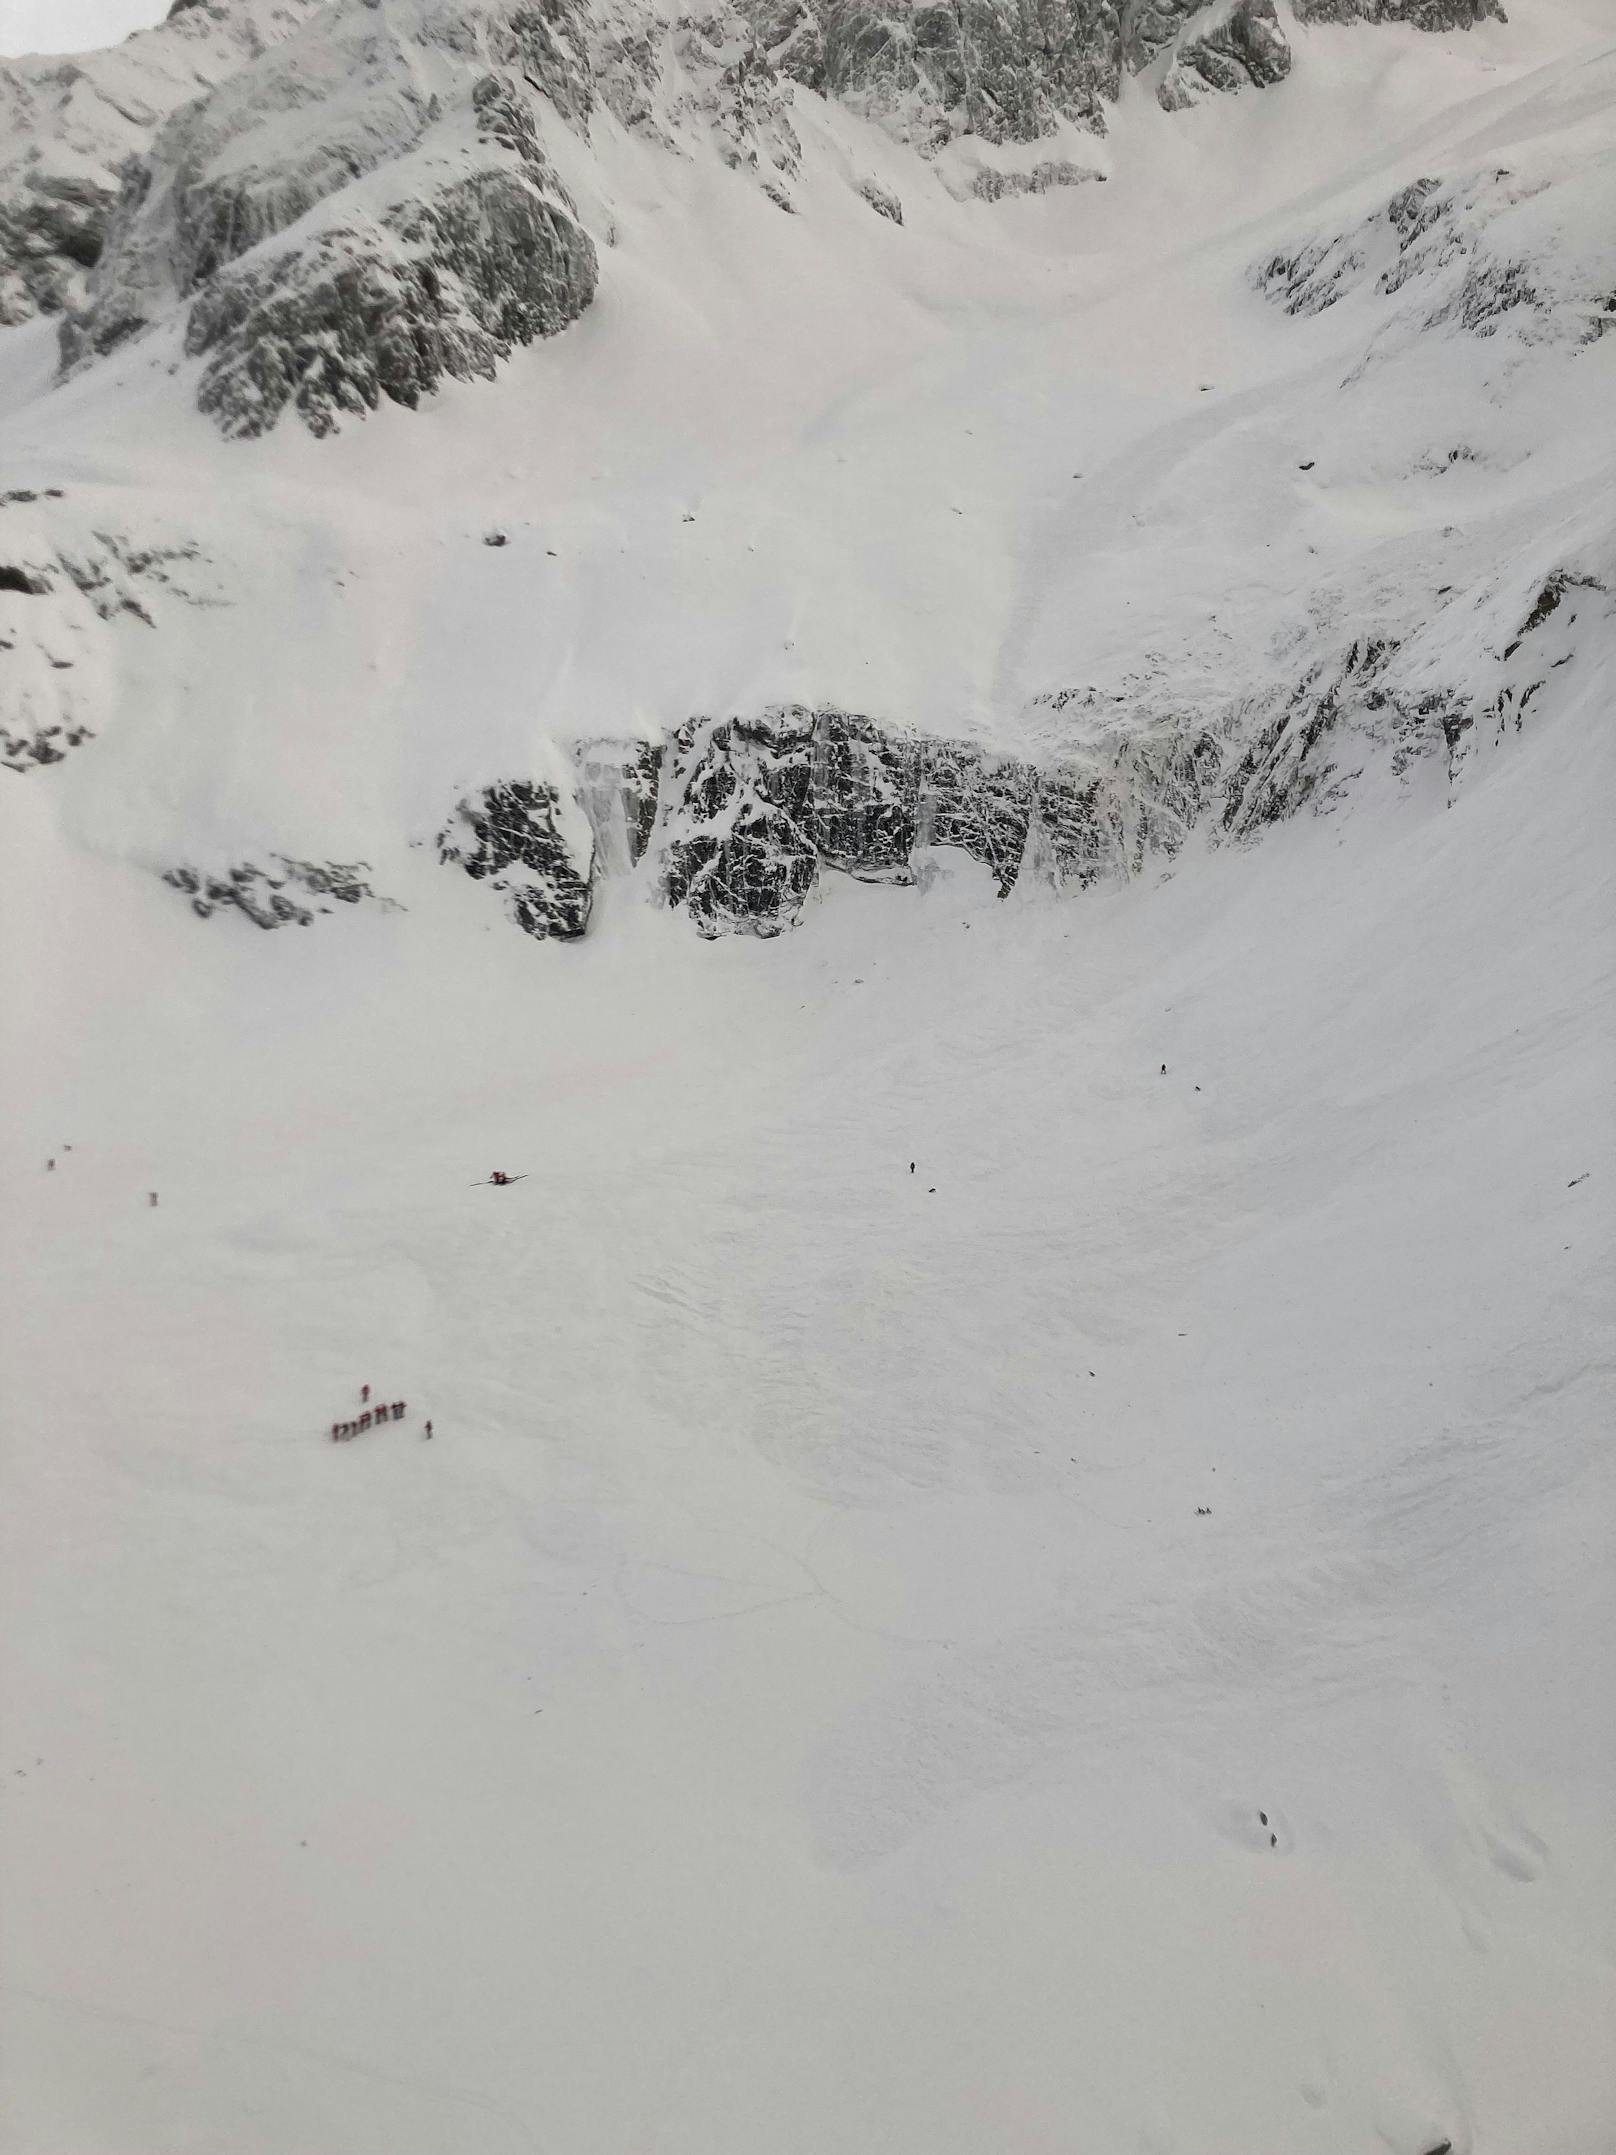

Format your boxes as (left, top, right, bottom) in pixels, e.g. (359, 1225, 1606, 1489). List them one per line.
(662, 711, 820, 937)
(1291, 0, 1501, 24)
(1, 715, 95, 772)
(163, 856, 389, 926)
(64, 54, 600, 440)
(970, 161, 1103, 202)
(656, 705, 1229, 934)
(186, 161, 599, 439)
(856, 179, 904, 223)
(0, 176, 111, 326)
(1158, 0, 1291, 112)
(51, 0, 798, 435)
(803, 0, 1123, 147)
(809, 711, 920, 880)
(438, 778, 595, 939)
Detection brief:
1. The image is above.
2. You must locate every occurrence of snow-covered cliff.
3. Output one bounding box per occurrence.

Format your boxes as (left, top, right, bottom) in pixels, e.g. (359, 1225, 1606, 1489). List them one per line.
(3, 0, 1527, 425)
(4, 1, 1609, 944)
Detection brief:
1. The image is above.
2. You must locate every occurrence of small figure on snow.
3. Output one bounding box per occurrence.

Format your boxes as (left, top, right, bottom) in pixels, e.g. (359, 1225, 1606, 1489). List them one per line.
(490, 1170, 510, 1186)
(331, 1423, 341, 1441)
(46, 1159, 54, 1172)
(149, 1191, 158, 1207)
(424, 1420, 434, 1440)
(393, 1401, 405, 1420)
(361, 1384, 370, 1404)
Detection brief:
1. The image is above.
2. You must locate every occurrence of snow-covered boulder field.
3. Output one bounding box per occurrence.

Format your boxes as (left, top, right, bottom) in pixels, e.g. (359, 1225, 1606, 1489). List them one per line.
(1, 0, 1612, 2148)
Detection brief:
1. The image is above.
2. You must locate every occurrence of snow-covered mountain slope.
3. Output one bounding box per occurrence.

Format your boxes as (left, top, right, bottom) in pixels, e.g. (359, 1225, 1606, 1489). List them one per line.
(2, 557, 1613, 2155)
(1, 2, 1613, 2150)
(0, 0, 1524, 401)
(0, 0, 327, 325)
(1, 0, 1610, 937)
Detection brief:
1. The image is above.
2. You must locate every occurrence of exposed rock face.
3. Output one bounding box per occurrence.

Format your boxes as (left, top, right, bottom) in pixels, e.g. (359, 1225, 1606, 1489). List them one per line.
(61, 12, 604, 438)
(969, 160, 1103, 201)
(1291, 0, 1502, 25)
(13, 0, 1516, 429)
(185, 154, 598, 439)
(163, 857, 390, 926)
(0, 0, 324, 327)
(657, 705, 1231, 935)
(809, 711, 919, 882)
(438, 778, 595, 940)
(1158, 0, 1291, 112)
(50, 0, 816, 436)
(1253, 164, 1612, 366)
(794, 0, 1123, 147)
(662, 711, 820, 937)
(1123, 0, 1207, 70)
(856, 178, 904, 223)
(744, 0, 1501, 154)
(152, 556, 1607, 937)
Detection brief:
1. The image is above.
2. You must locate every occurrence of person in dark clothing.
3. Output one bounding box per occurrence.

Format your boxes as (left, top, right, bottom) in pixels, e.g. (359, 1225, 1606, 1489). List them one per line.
(424, 1420, 433, 1440)
(331, 1423, 341, 1441)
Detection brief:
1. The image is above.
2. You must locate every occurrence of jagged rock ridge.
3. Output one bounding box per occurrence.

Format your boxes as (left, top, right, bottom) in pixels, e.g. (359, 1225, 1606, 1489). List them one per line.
(2, 0, 1515, 436)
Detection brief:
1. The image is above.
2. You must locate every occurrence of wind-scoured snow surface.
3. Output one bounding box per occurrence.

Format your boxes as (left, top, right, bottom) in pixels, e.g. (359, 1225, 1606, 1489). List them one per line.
(2, 0, 1615, 2148)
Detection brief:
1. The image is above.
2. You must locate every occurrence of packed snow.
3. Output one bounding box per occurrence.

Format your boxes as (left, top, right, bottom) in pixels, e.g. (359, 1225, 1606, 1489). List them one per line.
(1, 0, 1613, 2149)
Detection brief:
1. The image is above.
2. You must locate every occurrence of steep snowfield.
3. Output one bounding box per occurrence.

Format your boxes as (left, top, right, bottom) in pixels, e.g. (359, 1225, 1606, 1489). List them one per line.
(2, 0, 1615, 2150)
(3, 614, 1613, 2155)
